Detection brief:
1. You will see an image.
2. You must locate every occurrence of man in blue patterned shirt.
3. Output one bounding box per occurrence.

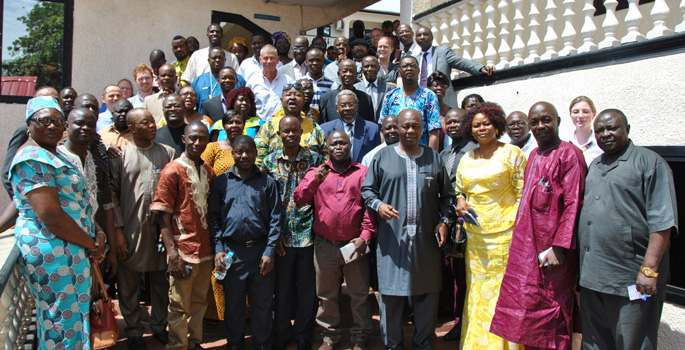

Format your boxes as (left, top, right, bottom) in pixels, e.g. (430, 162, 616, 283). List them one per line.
(261, 116, 323, 350)
(379, 55, 442, 150)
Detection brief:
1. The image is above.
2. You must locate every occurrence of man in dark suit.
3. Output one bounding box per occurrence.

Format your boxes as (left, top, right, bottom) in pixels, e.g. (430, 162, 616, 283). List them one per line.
(413, 26, 494, 108)
(201, 67, 237, 123)
(319, 59, 374, 124)
(354, 56, 395, 123)
(321, 90, 380, 163)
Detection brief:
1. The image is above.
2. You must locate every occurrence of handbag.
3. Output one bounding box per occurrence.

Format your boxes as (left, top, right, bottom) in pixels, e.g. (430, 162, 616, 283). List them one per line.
(90, 260, 119, 349)
(441, 220, 467, 258)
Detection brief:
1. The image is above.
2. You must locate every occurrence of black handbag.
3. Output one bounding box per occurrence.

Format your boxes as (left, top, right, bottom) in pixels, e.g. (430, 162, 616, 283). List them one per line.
(441, 220, 466, 258)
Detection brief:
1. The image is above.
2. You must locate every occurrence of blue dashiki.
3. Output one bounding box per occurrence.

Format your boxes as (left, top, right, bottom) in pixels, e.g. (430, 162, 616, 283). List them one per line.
(379, 86, 442, 146)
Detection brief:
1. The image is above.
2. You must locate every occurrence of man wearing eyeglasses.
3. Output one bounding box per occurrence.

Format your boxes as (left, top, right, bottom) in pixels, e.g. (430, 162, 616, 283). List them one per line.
(379, 56, 442, 150)
(506, 111, 537, 158)
(278, 36, 310, 80)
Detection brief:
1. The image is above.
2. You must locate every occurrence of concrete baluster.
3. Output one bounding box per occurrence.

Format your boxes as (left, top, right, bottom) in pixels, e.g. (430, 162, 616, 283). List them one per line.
(599, 0, 621, 49)
(646, 0, 674, 39)
(439, 11, 453, 47)
(471, 0, 486, 64)
(484, 0, 500, 66)
(496, 0, 512, 69)
(559, 0, 580, 56)
(459, 1, 473, 62)
(541, 0, 560, 60)
(510, 0, 527, 66)
(578, 0, 599, 52)
(524, 0, 542, 64)
(675, 2, 685, 33)
(447, 6, 463, 54)
(621, 0, 646, 43)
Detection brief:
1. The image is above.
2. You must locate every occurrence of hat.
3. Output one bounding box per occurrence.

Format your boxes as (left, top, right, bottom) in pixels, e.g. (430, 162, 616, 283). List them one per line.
(272, 31, 291, 44)
(229, 36, 248, 49)
(26, 96, 63, 122)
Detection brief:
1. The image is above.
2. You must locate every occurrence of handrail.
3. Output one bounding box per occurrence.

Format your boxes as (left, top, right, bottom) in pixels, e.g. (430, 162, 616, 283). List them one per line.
(0, 245, 20, 295)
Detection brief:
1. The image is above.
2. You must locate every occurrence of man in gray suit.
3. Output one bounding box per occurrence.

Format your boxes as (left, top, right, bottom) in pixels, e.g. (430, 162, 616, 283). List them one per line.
(354, 56, 395, 123)
(412, 26, 494, 108)
(277, 36, 310, 80)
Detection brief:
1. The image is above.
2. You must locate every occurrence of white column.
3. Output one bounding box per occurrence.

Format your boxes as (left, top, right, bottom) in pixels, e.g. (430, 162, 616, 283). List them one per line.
(401, 0, 411, 26)
(558, 0, 579, 56)
(496, 0, 512, 69)
(447, 6, 463, 52)
(541, 0, 559, 60)
(578, 1, 598, 53)
(675, 2, 685, 33)
(484, 0, 499, 66)
(510, 0, 526, 66)
(621, 0, 646, 43)
(598, 0, 620, 49)
(646, 0, 674, 39)
(439, 11, 452, 46)
(524, 0, 542, 64)
(471, 0, 486, 64)
(459, 1, 474, 62)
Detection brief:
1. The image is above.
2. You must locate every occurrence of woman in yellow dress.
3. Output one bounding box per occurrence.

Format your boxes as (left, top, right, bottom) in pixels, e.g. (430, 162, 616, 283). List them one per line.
(454, 102, 526, 350)
(201, 109, 245, 320)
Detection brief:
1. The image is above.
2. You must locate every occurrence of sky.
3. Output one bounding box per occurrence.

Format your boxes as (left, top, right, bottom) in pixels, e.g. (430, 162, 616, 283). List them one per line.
(2, 0, 37, 60)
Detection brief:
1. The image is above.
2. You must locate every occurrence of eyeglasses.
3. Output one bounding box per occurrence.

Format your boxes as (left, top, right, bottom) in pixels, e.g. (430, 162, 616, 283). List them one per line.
(283, 83, 303, 91)
(180, 91, 197, 97)
(507, 121, 527, 128)
(292, 46, 308, 51)
(400, 64, 418, 70)
(338, 103, 356, 109)
(30, 116, 66, 127)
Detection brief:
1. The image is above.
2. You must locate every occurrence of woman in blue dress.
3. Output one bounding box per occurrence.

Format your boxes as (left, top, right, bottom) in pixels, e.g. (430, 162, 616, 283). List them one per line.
(10, 97, 107, 350)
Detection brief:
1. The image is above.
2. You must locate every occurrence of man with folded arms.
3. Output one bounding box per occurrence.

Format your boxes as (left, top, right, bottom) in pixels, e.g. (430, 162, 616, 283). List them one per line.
(293, 131, 376, 350)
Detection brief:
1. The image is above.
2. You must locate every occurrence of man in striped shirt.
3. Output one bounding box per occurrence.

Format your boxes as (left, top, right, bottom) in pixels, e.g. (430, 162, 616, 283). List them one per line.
(304, 48, 334, 112)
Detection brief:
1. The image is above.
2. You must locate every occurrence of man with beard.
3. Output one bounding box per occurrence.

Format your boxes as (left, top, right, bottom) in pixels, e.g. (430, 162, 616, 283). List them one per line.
(110, 108, 176, 349)
(128, 64, 155, 108)
(294, 131, 376, 350)
(319, 60, 373, 124)
(152, 121, 216, 350)
(278, 36, 310, 80)
(155, 94, 188, 155)
(99, 98, 134, 148)
(350, 39, 371, 64)
(202, 67, 240, 123)
(144, 64, 178, 123)
(170, 35, 190, 80)
(506, 111, 537, 158)
(181, 24, 239, 86)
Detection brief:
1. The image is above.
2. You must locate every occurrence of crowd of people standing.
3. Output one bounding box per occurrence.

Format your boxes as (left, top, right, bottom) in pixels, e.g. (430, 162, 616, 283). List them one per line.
(1, 18, 677, 350)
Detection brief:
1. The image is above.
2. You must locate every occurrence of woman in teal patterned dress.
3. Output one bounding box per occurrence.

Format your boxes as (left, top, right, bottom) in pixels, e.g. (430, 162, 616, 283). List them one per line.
(10, 97, 107, 350)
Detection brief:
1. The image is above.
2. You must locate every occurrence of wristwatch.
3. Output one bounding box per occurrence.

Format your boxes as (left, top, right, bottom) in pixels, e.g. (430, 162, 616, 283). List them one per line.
(640, 266, 659, 278)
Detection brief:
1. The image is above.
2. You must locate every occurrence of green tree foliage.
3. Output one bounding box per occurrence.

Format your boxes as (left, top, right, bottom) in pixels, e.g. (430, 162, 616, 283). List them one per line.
(2, 2, 64, 88)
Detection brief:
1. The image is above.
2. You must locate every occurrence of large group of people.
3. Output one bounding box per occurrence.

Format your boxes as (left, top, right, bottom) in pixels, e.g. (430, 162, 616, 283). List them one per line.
(1, 18, 677, 350)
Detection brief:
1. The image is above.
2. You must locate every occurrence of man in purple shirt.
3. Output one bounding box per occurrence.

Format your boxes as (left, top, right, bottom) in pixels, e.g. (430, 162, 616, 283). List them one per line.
(293, 131, 377, 350)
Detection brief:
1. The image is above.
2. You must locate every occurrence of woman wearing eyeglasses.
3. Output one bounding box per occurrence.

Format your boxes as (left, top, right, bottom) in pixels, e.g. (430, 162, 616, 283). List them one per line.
(10, 97, 107, 349)
(254, 82, 328, 166)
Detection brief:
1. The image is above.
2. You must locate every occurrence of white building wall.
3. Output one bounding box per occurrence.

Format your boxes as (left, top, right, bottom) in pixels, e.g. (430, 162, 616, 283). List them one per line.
(456, 52, 685, 146)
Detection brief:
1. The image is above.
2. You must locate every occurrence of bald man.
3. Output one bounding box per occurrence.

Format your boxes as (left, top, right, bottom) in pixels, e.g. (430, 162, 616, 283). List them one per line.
(491, 102, 587, 350)
(278, 36, 310, 80)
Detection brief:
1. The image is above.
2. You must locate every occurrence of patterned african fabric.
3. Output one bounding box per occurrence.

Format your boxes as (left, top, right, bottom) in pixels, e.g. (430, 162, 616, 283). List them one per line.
(201, 142, 235, 176)
(10, 145, 96, 350)
(261, 147, 323, 247)
(151, 154, 216, 263)
(272, 106, 318, 122)
(460, 228, 524, 350)
(209, 116, 264, 141)
(378, 86, 441, 146)
(254, 113, 328, 166)
(454, 143, 526, 350)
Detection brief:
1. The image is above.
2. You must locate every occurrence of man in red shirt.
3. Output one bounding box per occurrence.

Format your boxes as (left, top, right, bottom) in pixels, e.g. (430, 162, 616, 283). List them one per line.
(293, 131, 377, 350)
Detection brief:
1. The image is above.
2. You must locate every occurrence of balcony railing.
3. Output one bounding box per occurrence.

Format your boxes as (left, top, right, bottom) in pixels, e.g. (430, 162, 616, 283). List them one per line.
(413, 0, 685, 78)
(0, 244, 36, 350)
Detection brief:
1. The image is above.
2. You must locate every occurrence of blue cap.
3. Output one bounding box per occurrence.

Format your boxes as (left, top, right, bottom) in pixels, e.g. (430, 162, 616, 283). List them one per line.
(26, 96, 63, 122)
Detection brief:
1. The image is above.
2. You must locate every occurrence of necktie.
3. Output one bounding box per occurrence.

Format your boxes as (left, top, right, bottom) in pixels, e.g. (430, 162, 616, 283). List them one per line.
(346, 123, 354, 155)
(446, 146, 457, 178)
(367, 82, 377, 111)
(420, 51, 428, 87)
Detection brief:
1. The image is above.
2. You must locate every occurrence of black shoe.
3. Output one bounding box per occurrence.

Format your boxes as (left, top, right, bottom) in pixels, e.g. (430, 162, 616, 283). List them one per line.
(126, 335, 147, 350)
(297, 339, 312, 350)
(443, 324, 462, 342)
(152, 329, 170, 344)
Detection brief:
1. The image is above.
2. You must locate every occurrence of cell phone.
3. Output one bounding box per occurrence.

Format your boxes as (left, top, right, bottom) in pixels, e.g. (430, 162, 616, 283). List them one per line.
(183, 264, 193, 278)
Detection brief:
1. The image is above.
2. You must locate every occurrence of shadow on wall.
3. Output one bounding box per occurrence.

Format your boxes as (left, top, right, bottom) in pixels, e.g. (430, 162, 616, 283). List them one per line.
(658, 303, 685, 348)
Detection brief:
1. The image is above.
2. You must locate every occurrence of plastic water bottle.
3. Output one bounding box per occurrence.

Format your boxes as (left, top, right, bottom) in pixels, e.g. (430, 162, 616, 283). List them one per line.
(214, 251, 234, 280)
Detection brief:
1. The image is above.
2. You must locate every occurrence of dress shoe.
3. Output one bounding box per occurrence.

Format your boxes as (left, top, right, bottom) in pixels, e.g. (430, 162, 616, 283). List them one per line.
(352, 342, 368, 350)
(443, 323, 462, 342)
(126, 335, 147, 350)
(297, 339, 312, 350)
(152, 329, 170, 344)
(318, 341, 335, 350)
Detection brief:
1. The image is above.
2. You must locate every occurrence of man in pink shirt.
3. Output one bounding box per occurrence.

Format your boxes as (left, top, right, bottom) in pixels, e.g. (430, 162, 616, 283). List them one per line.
(293, 131, 377, 350)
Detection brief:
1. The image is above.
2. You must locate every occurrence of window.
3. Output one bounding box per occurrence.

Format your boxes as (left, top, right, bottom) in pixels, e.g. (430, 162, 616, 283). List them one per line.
(1, 0, 72, 102)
